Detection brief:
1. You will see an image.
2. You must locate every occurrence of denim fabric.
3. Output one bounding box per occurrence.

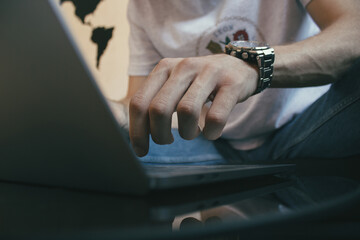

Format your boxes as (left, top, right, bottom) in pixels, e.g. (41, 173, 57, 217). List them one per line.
(139, 129, 229, 165)
(237, 59, 360, 163)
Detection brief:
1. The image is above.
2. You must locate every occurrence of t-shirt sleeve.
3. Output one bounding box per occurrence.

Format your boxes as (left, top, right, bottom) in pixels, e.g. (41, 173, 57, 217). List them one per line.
(127, 1, 162, 76)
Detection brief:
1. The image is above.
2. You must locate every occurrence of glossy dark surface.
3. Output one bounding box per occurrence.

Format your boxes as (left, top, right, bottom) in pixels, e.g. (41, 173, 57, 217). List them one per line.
(0, 175, 289, 239)
(1, 172, 359, 240)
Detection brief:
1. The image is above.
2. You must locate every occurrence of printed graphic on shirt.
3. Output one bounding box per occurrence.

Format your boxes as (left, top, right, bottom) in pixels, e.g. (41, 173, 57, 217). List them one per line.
(196, 16, 265, 56)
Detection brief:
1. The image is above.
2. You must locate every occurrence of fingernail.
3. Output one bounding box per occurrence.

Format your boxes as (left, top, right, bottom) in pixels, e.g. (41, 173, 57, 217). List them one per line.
(133, 145, 147, 157)
(202, 128, 220, 140)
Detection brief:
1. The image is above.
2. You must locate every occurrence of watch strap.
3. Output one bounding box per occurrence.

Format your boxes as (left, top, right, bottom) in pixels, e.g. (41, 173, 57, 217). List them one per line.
(254, 48, 275, 94)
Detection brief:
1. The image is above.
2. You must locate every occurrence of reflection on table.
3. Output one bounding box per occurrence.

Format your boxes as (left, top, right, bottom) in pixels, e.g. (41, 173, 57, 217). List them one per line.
(1, 173, 359, 240)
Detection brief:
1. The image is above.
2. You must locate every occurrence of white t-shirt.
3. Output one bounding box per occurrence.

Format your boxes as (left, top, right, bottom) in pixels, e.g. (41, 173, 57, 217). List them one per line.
(127, 0, 330, 150)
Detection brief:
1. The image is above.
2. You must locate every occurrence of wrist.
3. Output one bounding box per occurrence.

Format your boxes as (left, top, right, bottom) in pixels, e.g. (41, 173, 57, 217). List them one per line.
(243, 61, 260, 96)
(225, 41, 275, 95)
(228, 56, 260, 100)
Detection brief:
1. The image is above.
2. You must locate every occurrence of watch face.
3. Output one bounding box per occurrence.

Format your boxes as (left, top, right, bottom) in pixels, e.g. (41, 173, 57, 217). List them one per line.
(230, 41, 268, 50)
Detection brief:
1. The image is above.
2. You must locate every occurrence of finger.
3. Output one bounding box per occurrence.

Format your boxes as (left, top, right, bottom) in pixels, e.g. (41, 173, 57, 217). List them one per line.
(129, 58, 177, 156)
(176, 71, 217, 140)
(202, 87, 238, 140)
(198, 104, 210, 131)
(129, 109, 149, 157)
(148, 90, 175, 145)
(149, 58, 197, 144)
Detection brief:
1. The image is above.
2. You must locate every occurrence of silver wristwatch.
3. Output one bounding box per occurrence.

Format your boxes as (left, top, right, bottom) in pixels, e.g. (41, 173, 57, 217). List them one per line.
(225, 41, 275, 95)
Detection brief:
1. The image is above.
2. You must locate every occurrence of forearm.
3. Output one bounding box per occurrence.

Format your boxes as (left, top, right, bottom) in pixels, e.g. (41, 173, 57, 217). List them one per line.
(272, 4, 360, 88)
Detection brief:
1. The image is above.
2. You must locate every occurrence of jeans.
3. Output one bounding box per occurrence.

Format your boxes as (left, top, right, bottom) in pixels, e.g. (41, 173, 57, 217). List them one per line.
(140, 59, 360, 165)
(140, 129, 229, 165)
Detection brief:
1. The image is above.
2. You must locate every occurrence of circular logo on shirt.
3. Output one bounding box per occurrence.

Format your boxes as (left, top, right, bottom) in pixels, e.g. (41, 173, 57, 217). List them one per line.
(195, 16, 266, 56)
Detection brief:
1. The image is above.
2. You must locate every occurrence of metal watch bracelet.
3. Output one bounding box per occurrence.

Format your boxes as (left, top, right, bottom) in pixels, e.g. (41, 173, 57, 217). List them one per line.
(225, 46, 275, 95)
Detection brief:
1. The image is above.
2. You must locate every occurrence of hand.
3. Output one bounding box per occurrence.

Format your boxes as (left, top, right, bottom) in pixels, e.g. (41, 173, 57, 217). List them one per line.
(129, 54, 259, 156)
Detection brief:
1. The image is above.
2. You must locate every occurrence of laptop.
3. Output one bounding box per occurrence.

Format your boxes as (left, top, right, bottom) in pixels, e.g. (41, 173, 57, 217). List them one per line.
(0, 0, 294, 195)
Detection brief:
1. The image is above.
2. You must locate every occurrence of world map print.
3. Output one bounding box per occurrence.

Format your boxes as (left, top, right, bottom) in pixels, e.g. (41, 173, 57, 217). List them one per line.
(60, 0, 114, 68)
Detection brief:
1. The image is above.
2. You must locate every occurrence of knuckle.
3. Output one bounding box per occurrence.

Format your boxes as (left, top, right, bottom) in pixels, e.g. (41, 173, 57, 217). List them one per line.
(157, 58, 172, 69)
(177, 100, 197, 119)
(204, 61, 220, 72)
(129, 94, 148, 114)
(177, 58, 195, 71)
(149, 98, 172, 119)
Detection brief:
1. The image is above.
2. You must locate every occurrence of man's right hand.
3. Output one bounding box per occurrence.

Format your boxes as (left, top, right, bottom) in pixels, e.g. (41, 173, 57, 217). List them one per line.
(129, 55, 259, 157)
